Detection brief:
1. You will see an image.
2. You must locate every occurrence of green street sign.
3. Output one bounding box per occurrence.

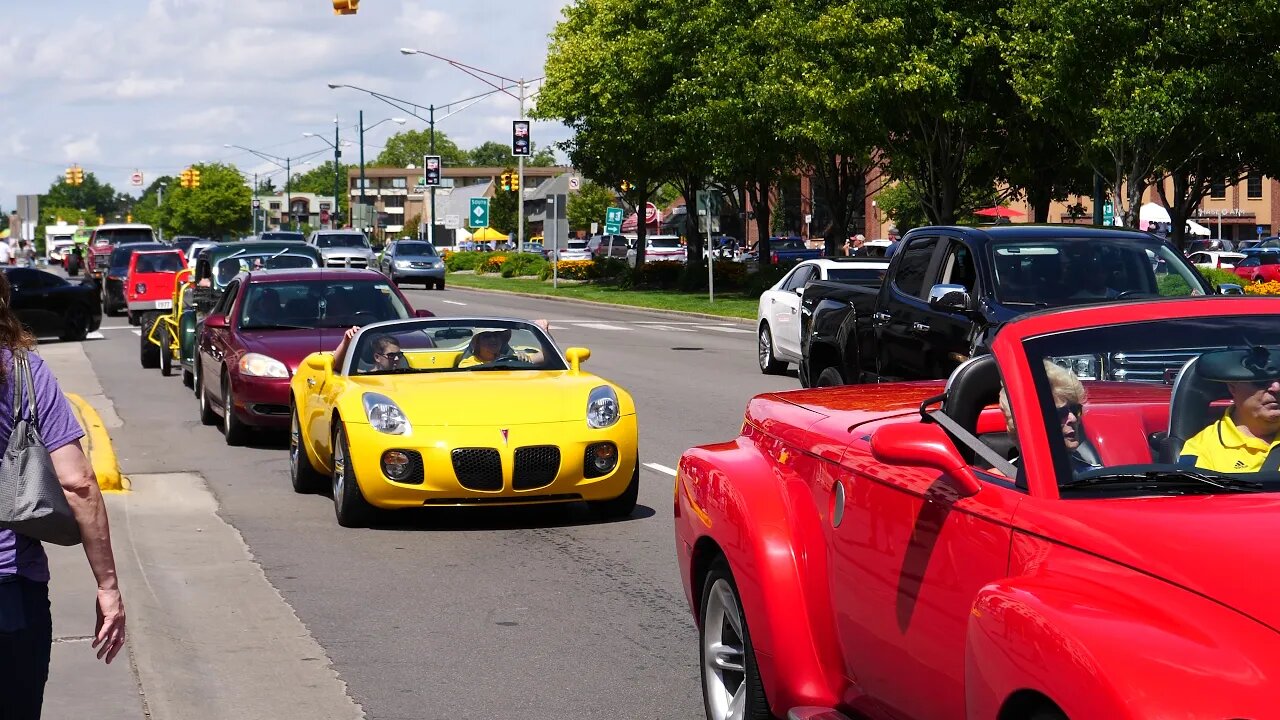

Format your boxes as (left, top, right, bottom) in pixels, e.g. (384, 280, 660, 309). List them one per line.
(1102, 201, 1114, 226)
(604, 206, 624, 234)
(470, 197, 490, 229)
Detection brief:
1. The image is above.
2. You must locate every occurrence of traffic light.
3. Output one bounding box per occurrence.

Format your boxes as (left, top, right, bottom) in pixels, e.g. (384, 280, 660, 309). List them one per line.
(332, 0, 358, 15)
(73, 167, 84, 185)
(126, 213, 132, 223)
(65, 168, 75, 185)
(620, 180, 633, 193)
(65, 166, 84, 186)
(179, 169, 192, 189)
(190, 168, 201, 188)
(500, 171, 512, 192)
(510, 173, 519, 192)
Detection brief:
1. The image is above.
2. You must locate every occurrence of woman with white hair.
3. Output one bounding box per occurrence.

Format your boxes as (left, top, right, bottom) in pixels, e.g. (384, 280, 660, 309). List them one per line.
(999, 360, 1100, 472)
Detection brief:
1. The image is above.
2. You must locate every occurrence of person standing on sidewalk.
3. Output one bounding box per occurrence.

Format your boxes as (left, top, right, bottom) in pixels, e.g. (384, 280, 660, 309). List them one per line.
(0, 271, 125, 720)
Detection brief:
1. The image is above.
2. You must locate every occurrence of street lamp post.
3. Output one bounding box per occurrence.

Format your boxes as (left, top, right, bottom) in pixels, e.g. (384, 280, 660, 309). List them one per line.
(302, 127, 353, 229)
(225, 144, 294, 230)
(329, 83, 512, 247)
(398, 49, 543, 254)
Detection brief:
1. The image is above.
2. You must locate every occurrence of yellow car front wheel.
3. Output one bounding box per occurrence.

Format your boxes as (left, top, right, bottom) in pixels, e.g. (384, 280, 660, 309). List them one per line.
(332, 421, 378, 528)
(588, 456, 639, 519)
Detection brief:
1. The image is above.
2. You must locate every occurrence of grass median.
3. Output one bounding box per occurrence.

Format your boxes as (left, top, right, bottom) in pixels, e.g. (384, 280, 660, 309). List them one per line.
(446, 272, 758, 320)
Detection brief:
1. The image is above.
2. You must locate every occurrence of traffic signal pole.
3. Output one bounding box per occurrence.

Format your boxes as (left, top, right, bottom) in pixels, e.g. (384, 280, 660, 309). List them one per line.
(333, 117, 341, 228)
(359, 111, 366, 234)
(429, 104, 437, 247)
(517, 79, 525, 255)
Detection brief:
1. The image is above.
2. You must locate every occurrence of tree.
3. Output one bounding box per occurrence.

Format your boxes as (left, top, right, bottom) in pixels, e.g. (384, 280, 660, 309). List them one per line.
(41, 171, 117, 218)
(567, 180, 617, 232)
(487, 187, 519, 236)
(131, 176, 176, 232)
(164, 163, 251, 238)
(291, 161, 354, 220)
(375, 129, 468, 168)
(537, 0, 690, 265)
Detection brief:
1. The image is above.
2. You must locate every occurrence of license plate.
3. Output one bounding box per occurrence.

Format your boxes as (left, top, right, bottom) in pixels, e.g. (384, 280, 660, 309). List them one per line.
(155, 300, 172, 310)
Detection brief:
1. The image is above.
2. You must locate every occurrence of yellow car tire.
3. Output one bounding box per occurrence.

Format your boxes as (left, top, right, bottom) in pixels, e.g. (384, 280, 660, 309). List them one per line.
(289, 403, 325, 494)
(332, 422, 377, 528)
(589, 456, 639, 519)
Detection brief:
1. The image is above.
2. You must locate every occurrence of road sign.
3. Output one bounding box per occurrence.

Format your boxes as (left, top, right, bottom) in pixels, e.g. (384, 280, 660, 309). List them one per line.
(423, 156, 441, 187)
(604, 206, 624, 234)
(590, 221, 599, 234)
(569, 176, 580, 191)
(252, 199, 261, 209)
(1259, 225, 1268, 236)
(1102, 202, 1114, 226)
(444, 214, 460, 230)
(512, 121, 531, 157)
(130, 171, 144, 187)
(470, 198, 490, 229)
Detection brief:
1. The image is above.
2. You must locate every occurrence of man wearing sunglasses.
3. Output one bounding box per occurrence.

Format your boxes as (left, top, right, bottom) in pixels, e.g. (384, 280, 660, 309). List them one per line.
(1180, 346, 1280, 473)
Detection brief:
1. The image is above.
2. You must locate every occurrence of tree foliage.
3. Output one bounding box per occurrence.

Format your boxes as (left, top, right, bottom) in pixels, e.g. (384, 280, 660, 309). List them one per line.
(467, 141, 558, 168)
(41, 172, 118, 217)
(567, 180, 617, 232)
(163, 163, 252, 239)
(375, 129, 468, 168)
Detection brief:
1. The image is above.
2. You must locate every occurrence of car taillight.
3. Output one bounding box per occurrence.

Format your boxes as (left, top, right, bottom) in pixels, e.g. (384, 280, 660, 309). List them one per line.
(134, 283, 146, 295)
(771, 251, 779, 264)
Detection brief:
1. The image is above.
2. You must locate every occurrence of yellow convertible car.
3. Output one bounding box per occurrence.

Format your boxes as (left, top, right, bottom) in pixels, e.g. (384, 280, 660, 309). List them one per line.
(289, 317, 640, 527)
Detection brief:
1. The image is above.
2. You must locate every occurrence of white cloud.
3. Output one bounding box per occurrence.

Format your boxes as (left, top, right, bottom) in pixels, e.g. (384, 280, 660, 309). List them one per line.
(0, 0, 575, 203)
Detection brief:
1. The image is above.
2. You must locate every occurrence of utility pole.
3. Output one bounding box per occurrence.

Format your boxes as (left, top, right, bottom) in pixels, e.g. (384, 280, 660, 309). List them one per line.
(428, 104, 437, 247)
(333, 116, 341, 229)
(252, 172, 258, 235)
(517, 79, 526, 254)
(286, 157, 292, 231)
(157, 183, 166, 243)
(359, 110, 366, 235)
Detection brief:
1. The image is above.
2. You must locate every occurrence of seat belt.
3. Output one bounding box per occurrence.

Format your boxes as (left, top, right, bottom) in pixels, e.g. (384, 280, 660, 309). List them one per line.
(1260, 441, 1280, 472)
(927, 410, 1019, 479)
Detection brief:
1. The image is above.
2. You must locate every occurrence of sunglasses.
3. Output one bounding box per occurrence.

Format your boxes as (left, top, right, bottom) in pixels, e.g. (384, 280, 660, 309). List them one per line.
(376, 351, 404, 361)
(1055, 403, 1083, 421)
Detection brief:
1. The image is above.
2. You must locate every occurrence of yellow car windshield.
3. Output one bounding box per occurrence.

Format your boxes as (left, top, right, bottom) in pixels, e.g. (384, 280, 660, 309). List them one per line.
(350, 320, 565, 375)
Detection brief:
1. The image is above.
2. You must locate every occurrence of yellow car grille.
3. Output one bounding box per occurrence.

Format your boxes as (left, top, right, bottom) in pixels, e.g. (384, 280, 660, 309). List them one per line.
(513, 446, 561, 490)
(451, 448, 502, 490)
(449, 446, 564, 491)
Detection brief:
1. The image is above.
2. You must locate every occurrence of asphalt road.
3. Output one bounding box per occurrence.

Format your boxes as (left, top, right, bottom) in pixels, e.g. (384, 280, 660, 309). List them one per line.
(77, 284, 798, 720)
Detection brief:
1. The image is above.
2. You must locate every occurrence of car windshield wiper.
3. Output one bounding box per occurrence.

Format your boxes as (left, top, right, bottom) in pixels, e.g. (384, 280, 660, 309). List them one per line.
(1061, 469, 1266, 493)
(241, 323, 314, 330)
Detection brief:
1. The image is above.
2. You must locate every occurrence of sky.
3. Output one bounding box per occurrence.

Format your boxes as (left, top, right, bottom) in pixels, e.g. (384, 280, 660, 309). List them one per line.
(0, 0, 573, 209)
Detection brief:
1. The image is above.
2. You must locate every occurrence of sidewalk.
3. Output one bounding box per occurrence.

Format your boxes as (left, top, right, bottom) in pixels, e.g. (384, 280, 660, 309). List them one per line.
(40, 343, 148, 719)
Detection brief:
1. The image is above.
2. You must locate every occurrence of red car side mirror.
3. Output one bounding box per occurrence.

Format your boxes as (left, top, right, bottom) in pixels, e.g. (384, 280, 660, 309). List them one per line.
(871, 422, 983, 498)
(414, 309, 434, 318)
(204, 314, 227, 329)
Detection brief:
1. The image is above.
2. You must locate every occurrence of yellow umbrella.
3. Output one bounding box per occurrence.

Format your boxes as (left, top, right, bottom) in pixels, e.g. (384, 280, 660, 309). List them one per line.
(471, 227, 509, 241)
(0, 229, 9, 239)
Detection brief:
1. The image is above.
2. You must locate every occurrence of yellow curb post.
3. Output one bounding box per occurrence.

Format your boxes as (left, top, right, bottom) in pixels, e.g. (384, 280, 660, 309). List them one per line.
(64, 393, 128, 492)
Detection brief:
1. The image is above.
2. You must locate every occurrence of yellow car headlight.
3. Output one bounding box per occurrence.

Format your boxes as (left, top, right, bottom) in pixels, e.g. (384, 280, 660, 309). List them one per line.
(240, 352, 289, 378)
(363, 392, 411, 435)
(587, 385, 620, 428)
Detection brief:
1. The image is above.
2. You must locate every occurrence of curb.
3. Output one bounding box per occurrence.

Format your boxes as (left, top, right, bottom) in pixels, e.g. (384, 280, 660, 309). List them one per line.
(443, 280, 757, 325)
(65, 394, 127, 492)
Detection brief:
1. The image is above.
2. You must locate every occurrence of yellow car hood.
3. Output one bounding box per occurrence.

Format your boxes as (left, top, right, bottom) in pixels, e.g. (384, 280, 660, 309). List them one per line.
(348, 370, 634, 426)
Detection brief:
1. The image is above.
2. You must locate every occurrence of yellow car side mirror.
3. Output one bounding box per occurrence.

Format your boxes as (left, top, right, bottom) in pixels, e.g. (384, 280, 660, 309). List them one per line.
(304, 353, 334, 374)
(564, 347, 590, 374)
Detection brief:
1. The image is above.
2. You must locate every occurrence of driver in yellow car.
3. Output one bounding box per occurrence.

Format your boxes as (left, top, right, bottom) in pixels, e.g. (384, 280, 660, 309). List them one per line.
(458, 329, 524, 368)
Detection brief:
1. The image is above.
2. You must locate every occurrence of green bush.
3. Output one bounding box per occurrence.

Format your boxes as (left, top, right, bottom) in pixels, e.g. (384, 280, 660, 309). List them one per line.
(445, 251, 486, 272)
(628, 261, 686, 290)
(500, 253, 548, 278)
(740, 265, 791, 298)
(1197, 266, 1244, 289)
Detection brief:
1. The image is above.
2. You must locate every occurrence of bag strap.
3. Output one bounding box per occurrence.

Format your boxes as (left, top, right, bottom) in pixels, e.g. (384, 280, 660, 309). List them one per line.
(21, 353, 37, 429)
(11, 352, 37, 429)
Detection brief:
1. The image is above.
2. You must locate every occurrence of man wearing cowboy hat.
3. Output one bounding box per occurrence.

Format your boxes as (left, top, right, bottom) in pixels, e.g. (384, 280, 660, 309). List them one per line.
(1180, 345, 1280, 472)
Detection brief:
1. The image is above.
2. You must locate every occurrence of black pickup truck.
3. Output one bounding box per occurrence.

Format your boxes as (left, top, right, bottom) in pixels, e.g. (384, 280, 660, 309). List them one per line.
(799, 225, 1243, 386)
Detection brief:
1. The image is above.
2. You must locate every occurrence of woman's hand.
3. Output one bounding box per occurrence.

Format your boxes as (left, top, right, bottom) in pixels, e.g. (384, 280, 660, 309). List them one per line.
(94, 587, 126, 664)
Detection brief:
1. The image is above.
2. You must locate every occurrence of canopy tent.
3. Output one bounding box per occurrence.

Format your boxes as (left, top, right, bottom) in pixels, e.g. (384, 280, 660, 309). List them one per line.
(1184, 219, 1212, 237)
(973, 206, 1023, 219)
(471, 227, 509, 242)
(1138, 202, 1171, 231)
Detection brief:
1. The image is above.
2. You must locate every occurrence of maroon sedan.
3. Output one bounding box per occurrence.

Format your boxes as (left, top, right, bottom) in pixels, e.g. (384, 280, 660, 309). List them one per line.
(194, 268, 431, 445)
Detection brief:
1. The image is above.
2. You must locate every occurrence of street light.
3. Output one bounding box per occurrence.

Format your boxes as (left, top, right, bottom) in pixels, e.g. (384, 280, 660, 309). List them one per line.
(302, 117, 351, 228)
(349, 115, 406, 236)
(399, 48, 543, 253)
(225, 143, 297, 230)
(329, 83, 516, 246)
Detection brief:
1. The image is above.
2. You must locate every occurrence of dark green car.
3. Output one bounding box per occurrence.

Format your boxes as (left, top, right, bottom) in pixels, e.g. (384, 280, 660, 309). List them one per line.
(178, 241, 323, 385)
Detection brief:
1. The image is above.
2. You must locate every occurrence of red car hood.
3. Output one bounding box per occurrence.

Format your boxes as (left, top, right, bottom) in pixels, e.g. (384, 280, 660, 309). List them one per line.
(239, 328, 348, 372)
(1020, 494, 1280, 632)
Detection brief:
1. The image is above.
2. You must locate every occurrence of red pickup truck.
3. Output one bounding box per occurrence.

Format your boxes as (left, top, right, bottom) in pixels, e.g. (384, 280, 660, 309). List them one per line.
(86, 224, 156, 284)
(125, 249, 186, 326)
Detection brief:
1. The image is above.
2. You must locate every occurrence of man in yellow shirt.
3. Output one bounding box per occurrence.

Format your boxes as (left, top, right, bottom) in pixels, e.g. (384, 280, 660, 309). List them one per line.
(1179, 346, 1280, 473)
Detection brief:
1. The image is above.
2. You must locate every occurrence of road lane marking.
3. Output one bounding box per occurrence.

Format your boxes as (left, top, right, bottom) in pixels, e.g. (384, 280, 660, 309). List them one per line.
(573, 322, 630, 331)
(131, 330, 141, 336)
(695, 325, 753, 334)
(640, 324, 696, 332)
(441, 300, 467, 306)
(644, 462, 678, 476)
(85, 332, 104, 340)
(98, 325, 136, 331)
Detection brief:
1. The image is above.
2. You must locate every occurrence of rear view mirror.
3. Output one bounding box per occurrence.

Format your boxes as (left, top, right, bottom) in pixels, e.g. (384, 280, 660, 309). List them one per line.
(203, 314, 227, 329)
(564, 347, 591, 374)
(303, 353, 333, 374)
(871, 422, 982, 498)
(414, 309, 434, 318)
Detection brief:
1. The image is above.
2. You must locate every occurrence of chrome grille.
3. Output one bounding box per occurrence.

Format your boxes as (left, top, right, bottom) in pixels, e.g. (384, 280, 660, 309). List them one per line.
(451, 448, 502, 490)
(325, 257, 369, 269)
(513, 446, 560, 490)
(1109, 347, 1224, 383)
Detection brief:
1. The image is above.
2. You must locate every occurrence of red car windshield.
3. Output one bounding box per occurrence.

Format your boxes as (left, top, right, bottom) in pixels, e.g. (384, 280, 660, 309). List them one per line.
(95, 228, 153, 245)
(239, 279, 409, 330)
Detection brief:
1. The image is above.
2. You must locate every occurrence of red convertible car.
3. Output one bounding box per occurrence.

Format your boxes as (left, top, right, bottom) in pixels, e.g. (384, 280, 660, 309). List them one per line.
(675, 297, 1280, 720)
(194, 268, 430, 445)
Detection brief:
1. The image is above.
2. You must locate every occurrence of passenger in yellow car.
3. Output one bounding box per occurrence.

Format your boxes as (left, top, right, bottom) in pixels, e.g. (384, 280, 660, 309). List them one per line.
(1180, 346, 1280, 473)
(457, 329, 525, 368)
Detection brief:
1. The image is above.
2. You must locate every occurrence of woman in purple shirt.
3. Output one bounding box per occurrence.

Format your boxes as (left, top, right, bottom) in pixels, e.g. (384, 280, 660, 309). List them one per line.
(0, 271, 125, 719)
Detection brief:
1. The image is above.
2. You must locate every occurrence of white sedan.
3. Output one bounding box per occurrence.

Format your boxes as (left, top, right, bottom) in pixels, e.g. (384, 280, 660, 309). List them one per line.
(757, 258, 889, 375)
(1188, 250, 1246, 269)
